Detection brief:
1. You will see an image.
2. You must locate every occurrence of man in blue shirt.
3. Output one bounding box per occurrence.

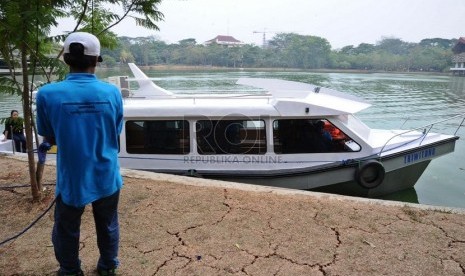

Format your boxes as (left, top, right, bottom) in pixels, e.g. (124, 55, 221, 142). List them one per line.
(36, 32, 123, 276)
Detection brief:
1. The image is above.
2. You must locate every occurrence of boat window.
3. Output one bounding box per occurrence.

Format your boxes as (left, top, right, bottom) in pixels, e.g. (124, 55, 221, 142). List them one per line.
(125, 120, 190, 154)
(273, 119, 361, 154)
(196, 119, 266, 155)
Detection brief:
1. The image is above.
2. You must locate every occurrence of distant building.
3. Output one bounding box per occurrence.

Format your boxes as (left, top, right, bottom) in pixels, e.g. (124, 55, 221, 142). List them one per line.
(204, 35, 244, 47)
(451, 37, 465, 75)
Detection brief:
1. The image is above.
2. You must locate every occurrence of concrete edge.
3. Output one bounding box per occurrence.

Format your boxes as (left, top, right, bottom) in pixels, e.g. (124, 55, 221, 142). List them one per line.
(121, 168, 465, 215)
(3, 153, 465, 215)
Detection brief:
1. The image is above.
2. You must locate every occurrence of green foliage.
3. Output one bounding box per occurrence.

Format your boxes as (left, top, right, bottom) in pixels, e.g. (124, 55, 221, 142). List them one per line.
(106, 34, 453, 72)
(0, 0, 165, 198)
(376, 37, 414, 55)
(355, 43, 376, 54)
(129, 0, 164, 30)
(178, 38, 197, 46)
(2, 1, 453, 74)
(420, 38, 456, 49)
(0, 0, 165, 83)
(102, 54, 117, 67)
(264, 33, 331, 69)
(0, 76, 20, 95)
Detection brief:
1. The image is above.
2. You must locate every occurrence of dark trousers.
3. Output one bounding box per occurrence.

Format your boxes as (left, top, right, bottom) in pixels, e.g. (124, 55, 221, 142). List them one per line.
(12, 133, 26, 153)
(52, 190, 120, 274)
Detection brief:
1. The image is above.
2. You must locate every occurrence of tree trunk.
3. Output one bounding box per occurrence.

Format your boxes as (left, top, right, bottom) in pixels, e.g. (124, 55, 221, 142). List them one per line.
(20, 24, 41, 202)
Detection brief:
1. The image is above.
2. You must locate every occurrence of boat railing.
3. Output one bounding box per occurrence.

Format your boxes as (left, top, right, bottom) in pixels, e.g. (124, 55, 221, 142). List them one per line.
(398, 114, 465, 130)
(378, 113, 465, 158)
(455, 116, 465, 136)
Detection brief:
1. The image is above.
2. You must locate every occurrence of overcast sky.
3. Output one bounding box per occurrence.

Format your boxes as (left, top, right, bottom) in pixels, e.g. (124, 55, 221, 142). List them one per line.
(54, 0, 465, 49)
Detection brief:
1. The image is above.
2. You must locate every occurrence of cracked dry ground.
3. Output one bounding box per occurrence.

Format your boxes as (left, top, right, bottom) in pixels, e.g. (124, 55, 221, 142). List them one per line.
(0, 157, 465, 275)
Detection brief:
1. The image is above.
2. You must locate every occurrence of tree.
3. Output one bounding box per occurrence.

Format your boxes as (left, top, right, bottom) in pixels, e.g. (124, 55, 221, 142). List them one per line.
(241, 45, 262, 67)
(120, 49, 135, 64)
(101, 54, 117, 67)
(178, 38, 197, 46)
(376, 37, 413, 55)
(340, 45, 355, 55)
(419, 38, 455, 49)
(0, 0, 67, 201)
(268, 33, 332, 69)
(354, 43, 376, 54)
(409, 45, 451, 72)
(89, 33, 455, 71)
(0, 0, 163, 201)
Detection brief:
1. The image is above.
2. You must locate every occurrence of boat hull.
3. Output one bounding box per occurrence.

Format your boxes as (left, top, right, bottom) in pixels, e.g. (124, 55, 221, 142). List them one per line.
(198, 159, 431, 198)
(124, 136, 457, 197)
(309, 160, 430, 197)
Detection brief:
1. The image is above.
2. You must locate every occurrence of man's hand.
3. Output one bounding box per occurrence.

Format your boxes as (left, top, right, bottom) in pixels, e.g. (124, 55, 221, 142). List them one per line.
(38, 142, 52, 164)
(39, 142, 52, 152)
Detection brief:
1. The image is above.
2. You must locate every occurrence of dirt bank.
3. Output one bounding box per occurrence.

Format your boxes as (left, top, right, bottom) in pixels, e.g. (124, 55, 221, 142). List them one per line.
(0, 155, 464, 275)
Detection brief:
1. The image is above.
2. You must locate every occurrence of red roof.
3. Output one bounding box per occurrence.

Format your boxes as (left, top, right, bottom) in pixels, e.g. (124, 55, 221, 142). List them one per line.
(205, 35, 242, 44)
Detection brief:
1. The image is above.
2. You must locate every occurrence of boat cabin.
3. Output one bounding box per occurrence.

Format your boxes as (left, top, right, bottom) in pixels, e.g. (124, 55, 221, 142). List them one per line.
(122, 117, 361, 156)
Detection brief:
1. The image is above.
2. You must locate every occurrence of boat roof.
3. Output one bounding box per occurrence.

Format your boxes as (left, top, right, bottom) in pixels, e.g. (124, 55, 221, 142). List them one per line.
(122, 63, 372, 118)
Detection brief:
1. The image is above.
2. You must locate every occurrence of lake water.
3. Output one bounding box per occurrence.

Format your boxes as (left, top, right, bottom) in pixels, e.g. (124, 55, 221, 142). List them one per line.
(1, 68, 464, 208)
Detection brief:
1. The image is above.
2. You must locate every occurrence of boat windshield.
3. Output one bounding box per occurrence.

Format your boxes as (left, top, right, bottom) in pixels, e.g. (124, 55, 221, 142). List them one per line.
(273, 118, 361, 153)
(337, 114, 371, 140)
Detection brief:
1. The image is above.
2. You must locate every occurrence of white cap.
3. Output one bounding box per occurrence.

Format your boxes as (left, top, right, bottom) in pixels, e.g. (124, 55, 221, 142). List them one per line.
(63, 32, 102, 61)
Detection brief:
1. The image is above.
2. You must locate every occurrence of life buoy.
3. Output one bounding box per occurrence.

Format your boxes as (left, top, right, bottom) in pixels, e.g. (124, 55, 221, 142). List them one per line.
(355, 160, 385, 189)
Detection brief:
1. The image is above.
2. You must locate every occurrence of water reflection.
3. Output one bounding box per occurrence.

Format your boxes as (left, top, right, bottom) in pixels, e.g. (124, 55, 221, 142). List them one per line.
(448, 76, 465, 97)
(378, 188, 419, 204)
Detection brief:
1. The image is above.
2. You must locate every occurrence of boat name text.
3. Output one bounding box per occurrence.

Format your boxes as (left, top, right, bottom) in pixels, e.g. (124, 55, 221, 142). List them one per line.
(404, 148, 436, 164)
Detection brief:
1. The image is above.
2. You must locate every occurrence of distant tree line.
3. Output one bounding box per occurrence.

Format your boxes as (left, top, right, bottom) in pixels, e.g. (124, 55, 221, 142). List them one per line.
(100, 33, 457, 72)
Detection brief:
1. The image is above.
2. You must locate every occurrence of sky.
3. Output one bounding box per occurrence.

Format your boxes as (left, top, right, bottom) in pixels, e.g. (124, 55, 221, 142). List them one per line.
(53, 0, 465, 49)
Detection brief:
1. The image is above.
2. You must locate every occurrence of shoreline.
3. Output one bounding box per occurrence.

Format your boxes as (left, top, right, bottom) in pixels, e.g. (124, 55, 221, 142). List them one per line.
(99, 64, 452, 76)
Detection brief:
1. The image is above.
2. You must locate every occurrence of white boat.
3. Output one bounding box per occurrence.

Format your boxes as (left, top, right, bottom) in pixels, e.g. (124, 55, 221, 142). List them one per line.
(112, 64, 464, 197)
(1, 63, 463, 197)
